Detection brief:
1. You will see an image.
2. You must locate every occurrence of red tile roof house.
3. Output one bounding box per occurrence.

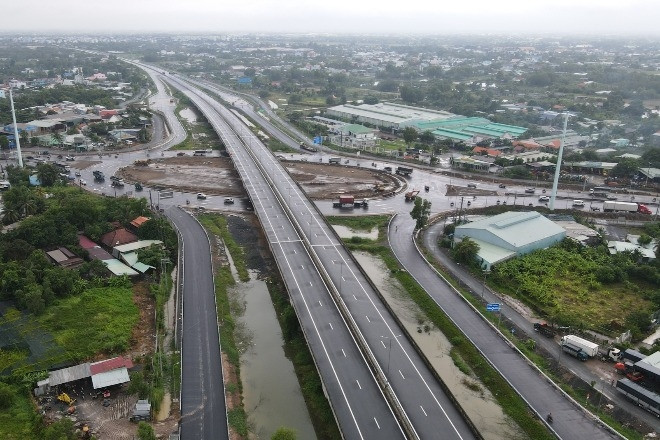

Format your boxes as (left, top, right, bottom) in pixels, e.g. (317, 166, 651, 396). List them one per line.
(129, 216, 150, 230)
(472, 146, 502, 157)
(100, 228, 138, 249)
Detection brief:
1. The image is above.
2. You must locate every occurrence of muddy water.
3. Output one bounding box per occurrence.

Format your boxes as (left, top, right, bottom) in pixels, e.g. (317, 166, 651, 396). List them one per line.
(332, 224, 379, 240)
(232, 272, 316, 440)
(353, 252, 526, 440)
(179, 107, 198, 124)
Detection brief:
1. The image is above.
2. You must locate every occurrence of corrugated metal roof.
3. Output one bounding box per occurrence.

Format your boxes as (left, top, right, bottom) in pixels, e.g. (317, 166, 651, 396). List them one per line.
(456, 211, 566, 249)
(48, 363, 91, 386)
(90, 356, 134, 375)
(113, 240, 162, 254)
(91, 367, 130, 389)
(103, 259, 139, 276)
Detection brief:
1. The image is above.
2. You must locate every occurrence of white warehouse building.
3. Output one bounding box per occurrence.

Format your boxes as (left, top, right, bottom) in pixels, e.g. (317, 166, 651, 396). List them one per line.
(454, 211, 566, 269)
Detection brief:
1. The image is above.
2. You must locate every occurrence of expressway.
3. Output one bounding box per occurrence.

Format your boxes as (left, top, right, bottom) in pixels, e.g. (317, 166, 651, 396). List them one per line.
(175, 78, 636, 439)
(161, 72, 478, 440)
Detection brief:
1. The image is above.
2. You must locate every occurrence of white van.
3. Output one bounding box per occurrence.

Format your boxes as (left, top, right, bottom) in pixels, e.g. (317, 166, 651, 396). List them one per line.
(572, 200, 585, 207)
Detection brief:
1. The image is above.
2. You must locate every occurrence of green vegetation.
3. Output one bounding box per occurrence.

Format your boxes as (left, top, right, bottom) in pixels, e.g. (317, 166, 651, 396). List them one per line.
(490, 239, 658, 337)
(170, 90, 223, 151)
(0, 382, 40, 439)
(40, 286, 139, 360)
(199, 214, 249, 282)
(325, 214, 390, 232)
(331, 215, 553, 440)
(410, 197, 432, 230)
(271, 426, 297, 440)
(138, 421, 157, 440)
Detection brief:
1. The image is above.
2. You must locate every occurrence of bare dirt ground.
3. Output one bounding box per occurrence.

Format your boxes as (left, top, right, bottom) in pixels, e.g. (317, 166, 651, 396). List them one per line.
(445, 184, 498, 197)
(74, 160, 103, 170)
(118, 157, 245, 196)
(284, 161, 400, 199)
(119, 157, 401, 200)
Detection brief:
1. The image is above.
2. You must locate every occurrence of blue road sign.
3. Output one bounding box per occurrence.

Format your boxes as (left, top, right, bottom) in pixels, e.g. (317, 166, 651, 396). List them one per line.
(486, 303, 501, 312)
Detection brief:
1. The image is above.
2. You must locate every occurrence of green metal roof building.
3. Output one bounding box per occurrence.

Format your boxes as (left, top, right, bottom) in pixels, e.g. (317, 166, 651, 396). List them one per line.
(403, 117, 527, 142)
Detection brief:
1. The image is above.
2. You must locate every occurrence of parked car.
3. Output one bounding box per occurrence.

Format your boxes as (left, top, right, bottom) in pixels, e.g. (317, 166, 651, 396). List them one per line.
(539, 195, 550, 202)
(467, 182, 477, 188)
(572, 200, 585, 207)
(525, 188, 535, 194)
(498, 183, 506, 188)
(177, 152, 186, 156)
(197, 193, 207, 200)
(65, 156, 75, 161)
(224, 197, 235, 204)
(74, 171, 81, 177)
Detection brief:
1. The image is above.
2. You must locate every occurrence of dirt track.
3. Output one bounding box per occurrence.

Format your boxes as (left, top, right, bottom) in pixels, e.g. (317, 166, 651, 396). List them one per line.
(119, 157, 401, 199)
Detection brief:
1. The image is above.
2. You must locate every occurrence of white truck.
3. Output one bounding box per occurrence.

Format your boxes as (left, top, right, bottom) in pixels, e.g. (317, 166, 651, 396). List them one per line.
(561, 335, 599, 358)
(602, 201, 652, 214)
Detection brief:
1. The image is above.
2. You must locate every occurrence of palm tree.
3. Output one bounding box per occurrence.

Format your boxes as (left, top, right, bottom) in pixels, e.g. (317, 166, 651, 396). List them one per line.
(2, 208, 20, 225)
(52, 132, 63, 149)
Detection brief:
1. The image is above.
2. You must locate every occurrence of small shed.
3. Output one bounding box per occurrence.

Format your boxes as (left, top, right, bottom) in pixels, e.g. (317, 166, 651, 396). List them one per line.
(131, 400, 152, 421)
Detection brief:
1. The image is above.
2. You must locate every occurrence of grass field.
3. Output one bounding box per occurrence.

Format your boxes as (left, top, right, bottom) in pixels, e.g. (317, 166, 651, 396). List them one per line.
(39, 287, 139, 361)
(0, 383, 38, 440)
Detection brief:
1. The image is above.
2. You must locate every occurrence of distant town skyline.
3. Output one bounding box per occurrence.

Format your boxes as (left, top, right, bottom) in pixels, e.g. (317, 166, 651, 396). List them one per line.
(4, 0, 660, 36)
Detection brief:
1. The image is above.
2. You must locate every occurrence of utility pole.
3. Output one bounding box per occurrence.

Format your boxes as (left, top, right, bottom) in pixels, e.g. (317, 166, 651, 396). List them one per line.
(9, 87, 24, 168)
(549, 113, 569, 211)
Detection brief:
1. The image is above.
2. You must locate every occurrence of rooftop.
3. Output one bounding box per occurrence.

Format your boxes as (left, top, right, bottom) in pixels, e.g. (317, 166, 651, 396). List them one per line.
(456, 211, 566, 249)
(90, 356, 134, 375)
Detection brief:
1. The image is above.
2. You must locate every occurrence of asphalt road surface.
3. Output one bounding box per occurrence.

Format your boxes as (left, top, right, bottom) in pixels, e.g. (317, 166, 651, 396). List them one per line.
(166, 206, 229, 440)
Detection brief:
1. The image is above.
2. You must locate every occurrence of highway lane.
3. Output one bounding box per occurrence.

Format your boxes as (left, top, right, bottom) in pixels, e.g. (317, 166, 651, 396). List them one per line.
(167, 80, 408, 439)
(166, 207, 229, 440)
(167, 76, 478, 439)
(388, 215, 621, 440)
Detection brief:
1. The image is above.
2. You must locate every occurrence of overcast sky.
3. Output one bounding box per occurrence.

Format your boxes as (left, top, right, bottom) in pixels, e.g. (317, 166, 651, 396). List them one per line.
(4, 0, 659, 36)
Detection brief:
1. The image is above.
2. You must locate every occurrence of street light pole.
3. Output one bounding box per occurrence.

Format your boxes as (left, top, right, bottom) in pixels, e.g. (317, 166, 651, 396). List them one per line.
(481, 270, 490, 299)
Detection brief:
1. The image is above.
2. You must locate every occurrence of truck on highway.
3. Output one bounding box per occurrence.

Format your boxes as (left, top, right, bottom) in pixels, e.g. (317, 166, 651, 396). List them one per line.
(329, 157, 341, 164)
(561, 335, 599, 358)
(333, 195, 355, 209)
(602, 201, 652, 214)
(396, 166, 413, 176)
(533, 322, 556, 338)
(561, 341, 589, 361)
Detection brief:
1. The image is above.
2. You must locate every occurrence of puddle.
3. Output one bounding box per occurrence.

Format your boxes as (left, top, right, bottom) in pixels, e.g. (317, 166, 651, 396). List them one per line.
(353, 252, 524, 440)
(179, 107, 198, 124)
(232, 271, 316, 440)
(332, 224, 379, 240)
